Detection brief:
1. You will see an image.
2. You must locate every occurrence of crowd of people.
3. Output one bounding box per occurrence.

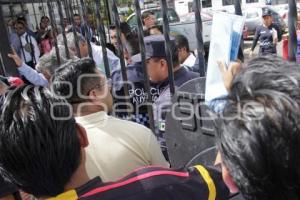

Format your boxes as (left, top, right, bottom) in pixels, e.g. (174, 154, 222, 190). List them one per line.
(0, 8, 299, 200)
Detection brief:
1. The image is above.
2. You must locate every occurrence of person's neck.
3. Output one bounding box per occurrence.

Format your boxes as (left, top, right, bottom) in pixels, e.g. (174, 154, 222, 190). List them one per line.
(181, 53, 190, 64)
(74, 105, 105, 117)
(173, 64, 181, 72)
(162, 65, 181, 81)
(64, 163, 90, 192)
(20, 32, 27, 37)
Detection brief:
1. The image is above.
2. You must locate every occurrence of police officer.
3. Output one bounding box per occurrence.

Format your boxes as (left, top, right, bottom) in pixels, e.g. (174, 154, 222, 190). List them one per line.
(144, 35, 199, 159)
(250, 8, 278, 56)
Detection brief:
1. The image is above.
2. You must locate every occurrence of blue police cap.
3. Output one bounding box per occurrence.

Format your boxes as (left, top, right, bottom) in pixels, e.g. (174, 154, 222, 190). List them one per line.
(262, 8, 272, 17)
(144, 35, 176, 60)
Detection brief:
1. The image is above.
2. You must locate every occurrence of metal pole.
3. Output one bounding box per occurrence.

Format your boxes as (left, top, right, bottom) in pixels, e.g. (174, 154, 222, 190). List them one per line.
(31, 2, 39, 30)
(234, 0, 244, 62)
(234, 0, 242, 15)
(288, 0, 297, 62)
(47, 1, 61, 64)
(75, 0, 80, 15)
(56, 0, 71, 59)
(0, 4, 19, 76)
(95, 0, 111, 77)
(111, 0, 131, 115)
(105, 0, 112, 25)
(68, 0, 82, 58)
(194, 0, 206, 77)
(134, 0, 155, 132)
(40, 0, 46, 17)
(63, 0, 71, 24)
(79, 0, 93, 58)
(159, 0, 175, 95)
(9, 4, 14, 19)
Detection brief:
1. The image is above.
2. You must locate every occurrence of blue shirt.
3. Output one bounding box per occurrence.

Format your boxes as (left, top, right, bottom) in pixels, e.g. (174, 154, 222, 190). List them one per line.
(18, 63, 48, 86)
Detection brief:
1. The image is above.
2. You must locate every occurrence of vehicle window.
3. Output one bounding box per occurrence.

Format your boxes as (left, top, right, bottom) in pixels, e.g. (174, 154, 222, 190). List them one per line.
(246, 11, 259, 18)
(127, 15, 137, 27)
(154, 9, 180, 23)
(127, 9, 179, 27)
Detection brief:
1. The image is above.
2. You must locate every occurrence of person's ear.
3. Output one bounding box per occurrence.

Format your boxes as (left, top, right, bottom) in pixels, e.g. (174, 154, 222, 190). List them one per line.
(222, 163, 239, 194)
(87, 89, 99, 103)
(76, 123, 89, 148)
(160, 59, 169, 73)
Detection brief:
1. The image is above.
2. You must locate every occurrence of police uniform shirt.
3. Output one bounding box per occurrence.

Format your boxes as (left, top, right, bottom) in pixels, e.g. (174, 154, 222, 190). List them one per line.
(19, 32, 40, 64)
(153, 67, 199, 154)
(47, 165, 229, 200)
(111, 61, 158, 127)
(251, 25, 277, 55)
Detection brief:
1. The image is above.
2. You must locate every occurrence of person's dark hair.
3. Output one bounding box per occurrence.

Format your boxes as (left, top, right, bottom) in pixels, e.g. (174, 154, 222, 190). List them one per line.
(0, 85, 80, 197)
(17, 16, 27, 25)
(124, 36, 140, 57)
(149, 25, 163, 34)
(15, 20, 26, 27)
(73, 13, 80, 18)
(109, 22, 134, 38)
(175, 34, 190, 52)
(152, 52, 179, 68)
(40, 16, 49, 22)
(143, 29, 150, 37)
(214, 57, 300, 200)
(141, 11, 154, 24)
(52, 58, 100, 104)
(106, 43, 117, 55)
(152, 44, 179, 68)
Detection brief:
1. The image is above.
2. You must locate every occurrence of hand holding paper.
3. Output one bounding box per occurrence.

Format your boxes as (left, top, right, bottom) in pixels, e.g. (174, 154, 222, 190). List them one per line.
(205, 12, 245, 102)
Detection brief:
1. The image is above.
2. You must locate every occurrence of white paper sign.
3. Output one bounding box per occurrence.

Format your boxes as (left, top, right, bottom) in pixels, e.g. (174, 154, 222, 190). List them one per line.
(205, 12, 245, 103)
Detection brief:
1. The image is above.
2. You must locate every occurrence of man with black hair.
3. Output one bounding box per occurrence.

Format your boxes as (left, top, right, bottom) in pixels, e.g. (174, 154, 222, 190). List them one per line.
(15, 20, 40, 69)
(0, 85, 229, 199)
(109, 23, 141, 67)
(69, 14, 93, 41)
(144, 35, 199, 158)
(215, 56, 300, 200)
(149, 25, 163, 35)
(52, 58, 169, 182)
(16, 16, 36, 38)
(174, 34, 196, 68)
(109, 22, 136, 54)
(0, 79, 21, 200)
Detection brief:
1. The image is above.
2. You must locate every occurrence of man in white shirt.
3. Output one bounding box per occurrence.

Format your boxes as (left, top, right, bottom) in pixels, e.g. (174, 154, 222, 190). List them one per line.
(15, 20, 40, 69)
(58, 33, 120, 74)
(52, 58, 169, 182)
(175, 34, 196, 69)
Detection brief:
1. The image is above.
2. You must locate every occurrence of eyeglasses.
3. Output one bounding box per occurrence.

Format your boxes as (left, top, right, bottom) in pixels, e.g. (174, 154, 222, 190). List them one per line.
(69, 78, 111, 105)
(15, 26, 25, 30)
(85, 78, 111, 96)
